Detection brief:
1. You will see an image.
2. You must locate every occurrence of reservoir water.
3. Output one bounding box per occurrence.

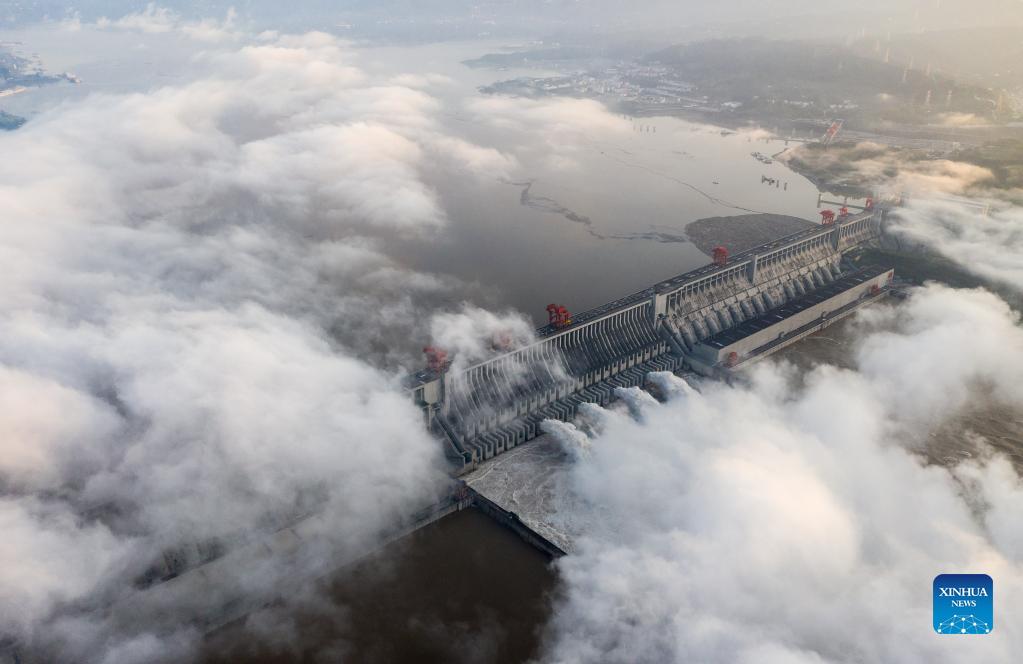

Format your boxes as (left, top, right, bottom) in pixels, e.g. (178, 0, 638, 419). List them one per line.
(359, 43, 825, 321)
(1, 30, 825, 323)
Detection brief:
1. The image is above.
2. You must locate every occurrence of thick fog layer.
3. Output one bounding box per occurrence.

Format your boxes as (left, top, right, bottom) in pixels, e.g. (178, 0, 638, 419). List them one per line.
(890, 199, 1023, 293)
(0, 28, 537, 661)
(540, 284, 1023, 663)
(0, 28, 677, 662)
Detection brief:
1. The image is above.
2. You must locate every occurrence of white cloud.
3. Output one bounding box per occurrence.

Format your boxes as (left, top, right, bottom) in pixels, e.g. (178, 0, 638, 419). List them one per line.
(429, 305, 538, 371)
(467, 96, 631, 170)
(0, 29, 523, 661)
(0, 366, 121, 491)
(541, 284, 1023, 663)
(887, 198, 1023, 293)
(96, 4, 179, 34)
(780, 141, 995, 196)
(95, 4, 241, 42)
(0, 498, 135, 639)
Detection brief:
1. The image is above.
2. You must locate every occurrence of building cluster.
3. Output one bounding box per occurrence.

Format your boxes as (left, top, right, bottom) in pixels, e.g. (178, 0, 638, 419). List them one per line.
(485, 62, 710, 108)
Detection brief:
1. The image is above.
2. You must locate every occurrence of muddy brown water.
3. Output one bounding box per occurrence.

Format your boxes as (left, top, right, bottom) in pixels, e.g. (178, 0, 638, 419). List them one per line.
(200, 508, 559, 664)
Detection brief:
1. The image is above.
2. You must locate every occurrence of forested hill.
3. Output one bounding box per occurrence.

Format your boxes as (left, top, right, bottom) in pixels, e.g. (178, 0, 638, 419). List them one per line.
(645, 38, 1005, 124)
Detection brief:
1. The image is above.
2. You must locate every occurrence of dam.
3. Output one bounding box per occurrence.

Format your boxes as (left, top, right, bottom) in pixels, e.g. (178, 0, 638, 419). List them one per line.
(411, 207, 892, 471)
(0, 209, 893, 664)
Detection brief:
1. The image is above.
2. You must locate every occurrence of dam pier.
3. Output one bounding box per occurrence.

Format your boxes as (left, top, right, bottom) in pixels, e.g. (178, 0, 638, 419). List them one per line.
(412, 207, 892, 472)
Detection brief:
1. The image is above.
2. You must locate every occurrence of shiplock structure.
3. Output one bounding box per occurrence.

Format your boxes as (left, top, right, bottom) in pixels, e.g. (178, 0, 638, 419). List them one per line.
(412, 205, 892, 471)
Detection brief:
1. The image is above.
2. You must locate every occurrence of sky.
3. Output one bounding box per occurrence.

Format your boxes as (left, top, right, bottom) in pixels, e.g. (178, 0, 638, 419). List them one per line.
(5, 1, 1023, 36)
(2, 4, 1023, 663)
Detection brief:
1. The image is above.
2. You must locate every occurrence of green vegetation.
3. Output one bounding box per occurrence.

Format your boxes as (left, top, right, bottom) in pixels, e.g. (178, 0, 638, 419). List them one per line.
(780, 143, 891, 197)
(647, 38, 1006, 126)
(955, 140, 1023, 191)
(783, 139, 1023, 199)
(2, 46, 64, 92)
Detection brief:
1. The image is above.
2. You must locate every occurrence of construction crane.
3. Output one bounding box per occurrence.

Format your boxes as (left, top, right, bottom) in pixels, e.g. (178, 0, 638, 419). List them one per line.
(546, 304, 573, 328)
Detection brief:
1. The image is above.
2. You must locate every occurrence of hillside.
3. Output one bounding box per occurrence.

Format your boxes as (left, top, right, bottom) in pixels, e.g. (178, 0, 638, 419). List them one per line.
(645, 38, 1005, 125)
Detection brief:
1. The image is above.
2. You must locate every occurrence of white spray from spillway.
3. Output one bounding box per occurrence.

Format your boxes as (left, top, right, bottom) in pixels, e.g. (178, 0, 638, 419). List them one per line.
(613, 385, 660, 421)
(645, 371, 699, 400)
(542, 377, 696, 458)
(541, 418, 595, 459)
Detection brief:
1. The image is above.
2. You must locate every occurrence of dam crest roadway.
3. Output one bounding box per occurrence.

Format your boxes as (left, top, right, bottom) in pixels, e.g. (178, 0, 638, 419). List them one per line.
(411, 206, 893, 473)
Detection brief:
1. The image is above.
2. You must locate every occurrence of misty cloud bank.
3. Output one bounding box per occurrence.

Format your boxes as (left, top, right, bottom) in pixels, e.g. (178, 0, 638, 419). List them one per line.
(540, 283, 1023, 663)
(7, 8, 1023, 664)
(89, 4, 242, 42)
(889, 198, 1023, 293)
(1, 14, 683, 657)
(0, 27, 538, 662)
(529, 112, 1023, 660)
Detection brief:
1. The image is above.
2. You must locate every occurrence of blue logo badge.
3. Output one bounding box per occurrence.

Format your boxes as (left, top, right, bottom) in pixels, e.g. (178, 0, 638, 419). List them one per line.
(933, 574, 993, 634)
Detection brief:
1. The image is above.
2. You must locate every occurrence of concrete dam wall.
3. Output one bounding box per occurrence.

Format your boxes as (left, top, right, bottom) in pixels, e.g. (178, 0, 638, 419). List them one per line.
(412, 209, 889, 472)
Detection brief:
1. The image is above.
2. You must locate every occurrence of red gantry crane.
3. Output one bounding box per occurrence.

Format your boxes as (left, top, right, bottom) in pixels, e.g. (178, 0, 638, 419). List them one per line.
(822, 119, 843, 146)
(712, 246, 729, 266)
(423, 346, 449, 373)
(546, 304, 573, 328)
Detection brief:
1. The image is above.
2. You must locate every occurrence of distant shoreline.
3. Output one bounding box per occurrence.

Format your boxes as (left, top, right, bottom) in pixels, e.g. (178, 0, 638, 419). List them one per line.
(0, 85, 27, 98)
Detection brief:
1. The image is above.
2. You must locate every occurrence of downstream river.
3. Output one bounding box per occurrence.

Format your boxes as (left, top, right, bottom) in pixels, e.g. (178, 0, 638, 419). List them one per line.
(200, 508, 559, 664)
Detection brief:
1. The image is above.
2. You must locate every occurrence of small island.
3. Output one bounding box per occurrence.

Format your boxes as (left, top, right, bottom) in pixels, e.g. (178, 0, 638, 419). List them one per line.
(0, 109, 26, 130)
(685, 213, 817, 256)
(1, 44, 78, 131)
